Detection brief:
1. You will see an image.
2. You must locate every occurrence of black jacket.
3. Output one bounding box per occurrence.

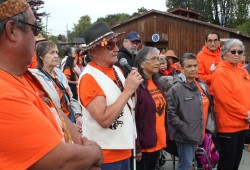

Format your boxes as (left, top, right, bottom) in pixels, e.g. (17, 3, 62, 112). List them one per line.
(243, 63, 250, 74)
(116, 46, 134, 78)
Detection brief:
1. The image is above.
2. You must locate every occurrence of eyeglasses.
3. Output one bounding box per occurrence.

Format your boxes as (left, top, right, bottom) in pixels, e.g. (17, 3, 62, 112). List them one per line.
(207, 39, 219, 44)
(130, 41, 140, 46)
(147, 56, 160, 62)
(107, 41, 120, 51)
(229, 50, 243, 55)
(17, 20, 42, 36)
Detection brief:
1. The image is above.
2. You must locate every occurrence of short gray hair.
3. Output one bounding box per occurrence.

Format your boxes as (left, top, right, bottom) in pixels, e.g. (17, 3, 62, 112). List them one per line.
(221, 39, 245, 59)
(0, 10, 28, 36)
(133, 46, 160, 79)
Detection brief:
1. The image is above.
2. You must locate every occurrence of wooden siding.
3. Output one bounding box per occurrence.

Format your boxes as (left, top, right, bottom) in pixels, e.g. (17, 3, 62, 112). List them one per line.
(112, 12, 250, 60)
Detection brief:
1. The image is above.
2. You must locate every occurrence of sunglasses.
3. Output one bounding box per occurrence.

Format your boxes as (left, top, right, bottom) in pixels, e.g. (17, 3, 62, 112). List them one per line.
(17, 20, 42, 36)
(107, 41, 120, 51)
(230, 50, 243, 55)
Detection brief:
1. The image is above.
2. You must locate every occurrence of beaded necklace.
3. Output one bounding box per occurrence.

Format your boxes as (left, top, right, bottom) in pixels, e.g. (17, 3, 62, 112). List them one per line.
(95, 63, 124, 91)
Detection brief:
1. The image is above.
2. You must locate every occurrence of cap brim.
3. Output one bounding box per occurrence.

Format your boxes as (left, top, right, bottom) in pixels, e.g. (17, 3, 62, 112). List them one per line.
(128, 38, 141, 42)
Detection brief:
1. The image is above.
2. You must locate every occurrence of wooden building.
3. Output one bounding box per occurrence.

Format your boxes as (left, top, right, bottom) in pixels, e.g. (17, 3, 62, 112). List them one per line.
(111, 9, 250, 59)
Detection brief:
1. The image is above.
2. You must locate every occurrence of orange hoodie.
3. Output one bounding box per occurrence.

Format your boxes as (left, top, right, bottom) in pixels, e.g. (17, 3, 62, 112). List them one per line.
(211, 60, 250, 133)
(197, 46, 221, 94)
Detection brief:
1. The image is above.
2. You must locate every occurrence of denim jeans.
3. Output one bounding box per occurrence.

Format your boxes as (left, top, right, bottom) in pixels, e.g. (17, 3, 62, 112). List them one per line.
(176, 142, 196, 170)
(101, 158, 130, 170)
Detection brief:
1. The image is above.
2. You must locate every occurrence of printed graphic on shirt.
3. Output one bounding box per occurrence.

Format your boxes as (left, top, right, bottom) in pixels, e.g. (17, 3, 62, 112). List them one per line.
(149, 88, 165, 116)
(109, 111, 124, 130)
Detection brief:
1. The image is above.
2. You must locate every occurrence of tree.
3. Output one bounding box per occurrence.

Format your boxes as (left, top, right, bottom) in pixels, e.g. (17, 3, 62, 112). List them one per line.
(95, 13, 130, 26)
(131, 7, 149, 16)
(68, 15, 92, 42)
(165, 0, 250, 28)
(28, 0, 47, 21)
(236, 21, 250, 35)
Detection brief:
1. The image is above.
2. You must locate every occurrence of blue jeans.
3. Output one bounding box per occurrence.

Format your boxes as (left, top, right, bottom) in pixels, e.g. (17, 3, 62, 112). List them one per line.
(101, 158, 130, 170)
(176, 142, 196, 170)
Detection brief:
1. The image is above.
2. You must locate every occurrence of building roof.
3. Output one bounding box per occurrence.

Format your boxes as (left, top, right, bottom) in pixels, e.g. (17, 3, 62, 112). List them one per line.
(112, 9, 250, 39)
(168, 8, 201, 17)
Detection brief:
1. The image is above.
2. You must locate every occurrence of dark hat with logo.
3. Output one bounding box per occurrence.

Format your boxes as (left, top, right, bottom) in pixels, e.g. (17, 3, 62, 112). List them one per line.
(125, 31, 141, 42)
(82, 22, 124, 51)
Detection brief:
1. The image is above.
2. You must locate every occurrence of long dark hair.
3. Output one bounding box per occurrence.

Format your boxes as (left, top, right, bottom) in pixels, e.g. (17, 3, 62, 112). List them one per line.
(63, 56, 76, 81)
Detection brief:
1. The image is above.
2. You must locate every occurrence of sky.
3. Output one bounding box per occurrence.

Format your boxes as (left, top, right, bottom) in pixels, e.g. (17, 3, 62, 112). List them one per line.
(41, 0, 167, 36)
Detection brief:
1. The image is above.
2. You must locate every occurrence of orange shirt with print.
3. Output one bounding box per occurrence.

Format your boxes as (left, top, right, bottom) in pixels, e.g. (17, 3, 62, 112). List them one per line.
(195, 80, 210, 139)
(0, 70, 62, 169)
(79, 62, 131, 163)
(142, 80, 166, 152)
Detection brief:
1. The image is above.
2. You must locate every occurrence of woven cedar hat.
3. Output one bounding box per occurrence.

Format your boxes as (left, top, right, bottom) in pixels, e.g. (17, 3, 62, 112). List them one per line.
(35, 33, 48, 43)
(166, 50, 179, 60)
(82, 22, 124, 51)
(0, 0, 29, 21)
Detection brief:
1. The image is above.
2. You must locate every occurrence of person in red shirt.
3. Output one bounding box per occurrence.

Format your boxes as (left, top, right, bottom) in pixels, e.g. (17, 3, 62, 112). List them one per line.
(0, 0, 102, 169)
(197, 33, 221, 95)
(212, 39, 250, 170)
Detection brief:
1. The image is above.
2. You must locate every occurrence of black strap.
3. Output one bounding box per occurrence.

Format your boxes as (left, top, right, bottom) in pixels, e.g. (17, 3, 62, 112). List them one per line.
(37, 67, 70, 101)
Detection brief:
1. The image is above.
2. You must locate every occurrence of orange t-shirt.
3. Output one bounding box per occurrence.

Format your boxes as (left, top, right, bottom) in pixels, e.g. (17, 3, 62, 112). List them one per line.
(0, 70, 62, 169)
(142, 79, 167, 152)
(28, 52, 38, 68)
(63, 68, 79, 82)
(79, 62, 131, 163)
(171, 62, 182, 72)
(195, 80, 209, 139)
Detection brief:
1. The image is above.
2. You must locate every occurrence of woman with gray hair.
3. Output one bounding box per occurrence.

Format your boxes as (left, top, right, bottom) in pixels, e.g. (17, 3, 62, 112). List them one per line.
(212, 39, 250, 170)
(29, 41, 82, 130)
(133, 46, 167, 170)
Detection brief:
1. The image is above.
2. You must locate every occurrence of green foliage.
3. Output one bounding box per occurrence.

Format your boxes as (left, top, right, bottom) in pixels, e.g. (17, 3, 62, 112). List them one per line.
(68, 15, 92, 42)
(236, 21, 250, 36)
(95, 13, 130, 26)
(165, 0, 250, 27)
(131, 7, 149, 16)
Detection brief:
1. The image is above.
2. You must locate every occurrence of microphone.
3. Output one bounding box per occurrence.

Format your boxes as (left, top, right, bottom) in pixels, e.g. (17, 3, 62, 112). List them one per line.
(119, 58, 145, 89)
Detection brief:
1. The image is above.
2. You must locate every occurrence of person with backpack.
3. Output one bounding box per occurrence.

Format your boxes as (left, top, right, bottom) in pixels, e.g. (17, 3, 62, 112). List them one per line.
(167, 53, 216, 170)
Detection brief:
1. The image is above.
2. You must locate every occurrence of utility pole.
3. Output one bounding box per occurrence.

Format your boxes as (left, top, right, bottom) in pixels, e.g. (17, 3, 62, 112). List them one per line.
(66, 23, 68, 42)
(45, 13, 50, 35)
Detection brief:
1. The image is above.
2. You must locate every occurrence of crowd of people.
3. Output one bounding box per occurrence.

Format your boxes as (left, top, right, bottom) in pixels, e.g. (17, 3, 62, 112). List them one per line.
(1, 0, 250, 170)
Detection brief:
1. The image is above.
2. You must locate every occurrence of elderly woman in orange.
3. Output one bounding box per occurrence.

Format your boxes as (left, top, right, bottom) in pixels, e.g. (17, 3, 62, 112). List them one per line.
(30, 41, 82, 130)
(133, 46, 167, 170)
(212, 39, 250, 170)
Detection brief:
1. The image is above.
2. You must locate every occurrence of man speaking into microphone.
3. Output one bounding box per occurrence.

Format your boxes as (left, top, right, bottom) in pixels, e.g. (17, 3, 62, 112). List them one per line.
(78, 22, 143, 170)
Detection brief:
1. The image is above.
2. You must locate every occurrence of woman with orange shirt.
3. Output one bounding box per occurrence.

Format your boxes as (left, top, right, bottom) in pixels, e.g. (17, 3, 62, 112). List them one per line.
(63, 56, 79, 100)
(30, 41, 82, 129)
(133, 46, 167, 170)
(212, 39, 250, 170)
